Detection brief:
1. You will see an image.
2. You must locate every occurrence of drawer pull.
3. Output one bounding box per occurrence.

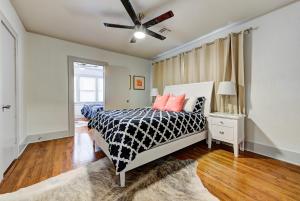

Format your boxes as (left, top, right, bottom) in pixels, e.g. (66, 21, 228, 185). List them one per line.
(219, 131, 224, 134)
(220, 121, 224, 124)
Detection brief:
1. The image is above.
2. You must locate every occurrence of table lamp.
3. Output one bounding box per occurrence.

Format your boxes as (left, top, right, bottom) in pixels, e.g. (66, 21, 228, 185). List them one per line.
(218, 81, 236, 113)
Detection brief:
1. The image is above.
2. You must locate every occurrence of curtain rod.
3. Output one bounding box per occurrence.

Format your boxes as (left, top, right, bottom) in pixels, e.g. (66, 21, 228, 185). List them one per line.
(204, 27, 253, 46)
(152, 27, 254, 65)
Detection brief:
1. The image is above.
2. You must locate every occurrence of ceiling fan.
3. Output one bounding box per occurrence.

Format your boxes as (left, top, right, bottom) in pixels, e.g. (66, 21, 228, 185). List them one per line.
(104, 0, 174, 43)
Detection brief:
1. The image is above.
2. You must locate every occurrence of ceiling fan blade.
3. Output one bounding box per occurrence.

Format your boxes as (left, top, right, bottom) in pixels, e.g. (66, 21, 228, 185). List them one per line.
(130, 37, 136, 43)
(120, 0, 141, 25)
(104, 23, 135, 29)
(145, 29, 166, 40)
(143, 11, 174, 28)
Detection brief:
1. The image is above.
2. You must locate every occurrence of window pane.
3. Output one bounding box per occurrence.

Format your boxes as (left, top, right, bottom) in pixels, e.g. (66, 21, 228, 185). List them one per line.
(98, 93, 103, 102)
(80, 91, 96, 102)
(98, 78, 104, 102)
(80, 77, 96, 90)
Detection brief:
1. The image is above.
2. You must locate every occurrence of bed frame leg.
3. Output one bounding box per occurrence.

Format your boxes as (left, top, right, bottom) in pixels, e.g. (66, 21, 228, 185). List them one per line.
(119, 172, 125, 187)
(207, 136, 212, 149)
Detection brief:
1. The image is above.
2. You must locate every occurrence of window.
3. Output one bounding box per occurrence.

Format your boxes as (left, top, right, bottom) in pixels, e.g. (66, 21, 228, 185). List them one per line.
(97, 78, 104, 102)
(79, 77, 96, 102)
(74, 66, 104, 103)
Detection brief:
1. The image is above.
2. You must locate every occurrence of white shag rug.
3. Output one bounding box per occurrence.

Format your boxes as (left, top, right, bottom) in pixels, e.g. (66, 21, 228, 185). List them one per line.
(0, 157, 218, 201)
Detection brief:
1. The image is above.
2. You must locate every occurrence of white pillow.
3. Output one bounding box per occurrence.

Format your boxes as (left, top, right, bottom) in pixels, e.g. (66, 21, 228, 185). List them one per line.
(183, 97, 198, 112)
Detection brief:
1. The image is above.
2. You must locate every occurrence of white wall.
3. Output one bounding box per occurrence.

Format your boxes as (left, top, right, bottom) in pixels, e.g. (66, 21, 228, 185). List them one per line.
(0, 0, 26, 151)
(154, 2, 300, 164)
(26, 33, 151, 136)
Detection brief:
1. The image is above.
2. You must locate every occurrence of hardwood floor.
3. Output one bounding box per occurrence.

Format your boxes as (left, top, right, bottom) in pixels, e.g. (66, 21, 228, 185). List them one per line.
(1, 126, 300, 201)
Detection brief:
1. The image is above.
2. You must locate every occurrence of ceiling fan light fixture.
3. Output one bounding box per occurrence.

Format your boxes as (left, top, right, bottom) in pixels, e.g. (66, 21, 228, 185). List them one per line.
(134, 31, 146, 39)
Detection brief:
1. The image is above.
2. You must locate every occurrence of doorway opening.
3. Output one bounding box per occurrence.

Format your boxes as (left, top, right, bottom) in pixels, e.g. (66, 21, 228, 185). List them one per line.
(74, 62, 104, 131)
(68, 57, 106, 137)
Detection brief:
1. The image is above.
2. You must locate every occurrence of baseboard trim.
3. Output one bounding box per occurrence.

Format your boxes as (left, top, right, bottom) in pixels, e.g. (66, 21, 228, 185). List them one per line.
(27, 130, 70, 143)
(18, 131, 70, 154)
(245, 141, 300, 166)
(18, 141, 28, 156)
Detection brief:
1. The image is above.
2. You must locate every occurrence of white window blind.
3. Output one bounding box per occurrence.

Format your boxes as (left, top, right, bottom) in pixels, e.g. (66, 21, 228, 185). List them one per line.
(74, 76, 104, 103)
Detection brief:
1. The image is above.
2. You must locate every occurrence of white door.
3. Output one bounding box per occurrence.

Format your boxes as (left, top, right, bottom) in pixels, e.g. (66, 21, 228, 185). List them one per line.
(0, 19, 17, 181)
(105, 66, 130, 110)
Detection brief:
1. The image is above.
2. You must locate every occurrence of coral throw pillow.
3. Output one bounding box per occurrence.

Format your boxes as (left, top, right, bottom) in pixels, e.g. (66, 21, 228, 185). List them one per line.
(152, 94, 170, 110)
(164, 94, 186, 112)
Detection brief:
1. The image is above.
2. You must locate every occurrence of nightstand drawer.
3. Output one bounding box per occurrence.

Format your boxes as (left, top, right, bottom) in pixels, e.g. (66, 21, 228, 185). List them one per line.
(211, 117, 234, 128)
(211, 125, 234, 141)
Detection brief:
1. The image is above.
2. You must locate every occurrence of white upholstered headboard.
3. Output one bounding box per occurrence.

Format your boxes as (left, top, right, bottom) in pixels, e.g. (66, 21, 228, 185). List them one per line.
(163, 81, 214, 116)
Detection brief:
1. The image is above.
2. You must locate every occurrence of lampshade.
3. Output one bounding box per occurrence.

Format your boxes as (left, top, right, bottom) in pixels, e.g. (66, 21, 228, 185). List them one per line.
(218, 81, 236, 96)
(151, 88, 159, 97)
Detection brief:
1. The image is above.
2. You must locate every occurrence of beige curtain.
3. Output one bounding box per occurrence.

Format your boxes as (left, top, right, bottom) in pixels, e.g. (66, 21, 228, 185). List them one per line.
(153, 54, 183, 94)
(152, 32, 245, 114)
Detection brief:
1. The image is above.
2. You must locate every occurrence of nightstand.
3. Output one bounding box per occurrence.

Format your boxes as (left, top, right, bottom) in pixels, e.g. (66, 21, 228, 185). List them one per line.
(207, 112, 245, 157)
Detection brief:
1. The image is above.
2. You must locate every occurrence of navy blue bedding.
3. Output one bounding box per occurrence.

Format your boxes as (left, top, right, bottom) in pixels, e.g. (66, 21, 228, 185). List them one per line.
(81, 104, 103, 119)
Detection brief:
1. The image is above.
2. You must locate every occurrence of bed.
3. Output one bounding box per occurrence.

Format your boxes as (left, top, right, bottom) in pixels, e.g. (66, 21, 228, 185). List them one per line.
(81, 104, 103, 119)
(88, 81, 214, 186)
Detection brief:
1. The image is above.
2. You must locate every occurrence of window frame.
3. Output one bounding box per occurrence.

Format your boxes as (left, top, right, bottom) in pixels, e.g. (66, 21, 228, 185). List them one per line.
(74, 75, 104, 104)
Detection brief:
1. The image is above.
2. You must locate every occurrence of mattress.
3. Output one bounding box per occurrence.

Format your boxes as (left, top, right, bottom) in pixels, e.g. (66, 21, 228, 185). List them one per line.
(88, 108, 206, 172)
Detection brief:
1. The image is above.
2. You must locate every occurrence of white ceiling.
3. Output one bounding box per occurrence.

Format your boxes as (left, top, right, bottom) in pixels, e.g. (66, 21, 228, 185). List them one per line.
(11, 0, 294, 59)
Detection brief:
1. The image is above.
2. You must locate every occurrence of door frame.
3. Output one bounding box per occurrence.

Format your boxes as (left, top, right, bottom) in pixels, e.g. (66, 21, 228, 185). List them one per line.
(68, 56, 108, 136)
(0, 12, 19, 156)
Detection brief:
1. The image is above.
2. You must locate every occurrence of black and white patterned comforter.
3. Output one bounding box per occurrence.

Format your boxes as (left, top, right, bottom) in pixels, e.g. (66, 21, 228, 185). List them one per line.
(88, 108, 206, 172)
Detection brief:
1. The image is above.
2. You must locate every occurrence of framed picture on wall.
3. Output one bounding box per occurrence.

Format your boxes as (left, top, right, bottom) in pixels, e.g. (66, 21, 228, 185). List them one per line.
(133, 76, 145, 90)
